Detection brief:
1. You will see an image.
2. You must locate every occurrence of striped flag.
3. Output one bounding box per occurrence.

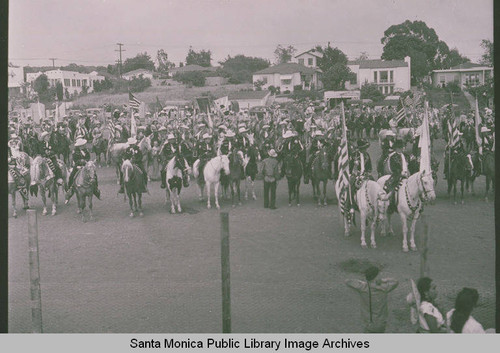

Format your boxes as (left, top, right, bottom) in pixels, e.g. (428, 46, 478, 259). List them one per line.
(447, 118, 460, 148)
(395, 98, 407, 125)
(129, 92, 141, 111)
(337, 102, 351, 214)
(474, 97, 482, 149)
(108, 119, 116, 141)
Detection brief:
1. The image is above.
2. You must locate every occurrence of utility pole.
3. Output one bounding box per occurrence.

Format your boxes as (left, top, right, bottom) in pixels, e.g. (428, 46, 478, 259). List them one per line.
(115, 43, 125, 78)
(49, 58, 57, 68)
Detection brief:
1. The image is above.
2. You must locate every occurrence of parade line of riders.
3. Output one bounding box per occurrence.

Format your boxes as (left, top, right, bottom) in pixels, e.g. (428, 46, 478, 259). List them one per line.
(7, 101, 495, 211)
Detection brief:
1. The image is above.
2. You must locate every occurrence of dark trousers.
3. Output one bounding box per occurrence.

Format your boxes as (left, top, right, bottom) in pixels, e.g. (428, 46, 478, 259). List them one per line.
(263, 180, 277, 208)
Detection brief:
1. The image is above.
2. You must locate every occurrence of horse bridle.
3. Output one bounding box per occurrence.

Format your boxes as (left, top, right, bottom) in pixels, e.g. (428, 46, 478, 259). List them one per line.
(417, 172, 432, 202)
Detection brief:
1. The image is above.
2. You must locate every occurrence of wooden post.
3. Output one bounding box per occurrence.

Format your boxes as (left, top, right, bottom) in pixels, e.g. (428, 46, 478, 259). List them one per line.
(27, 210, 43, 333)
(220, 212, 231, 333)
(419, 215, 429, 278)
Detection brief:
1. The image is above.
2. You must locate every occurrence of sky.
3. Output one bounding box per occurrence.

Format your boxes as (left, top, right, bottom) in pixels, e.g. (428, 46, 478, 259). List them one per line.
(9, 0, 493, 68)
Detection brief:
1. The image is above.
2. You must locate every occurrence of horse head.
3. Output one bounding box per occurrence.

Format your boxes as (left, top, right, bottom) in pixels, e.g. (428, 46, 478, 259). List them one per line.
(376, 190, 390, 223)
(221, 155, 230, 175)
(121, 159, 133, 182)
(419, 170, 436, 204)
(84, 161, 97, 183)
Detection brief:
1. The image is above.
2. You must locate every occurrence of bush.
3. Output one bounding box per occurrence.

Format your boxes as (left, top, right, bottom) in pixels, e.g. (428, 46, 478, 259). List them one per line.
(268, 85, 279, 95)
(254, 79, 266, 91)
(129, 75, 152, 92)
(360, 83, 384, 102)
(290, 90, 323, 101)
(444, 81, 461, 93)
(173, 71, 205, 87)
(93, 78, 113, 92)
(293, 85, 303, 91)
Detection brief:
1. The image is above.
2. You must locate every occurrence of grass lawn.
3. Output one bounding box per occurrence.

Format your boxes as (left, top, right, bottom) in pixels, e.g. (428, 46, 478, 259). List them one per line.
(424, 86, 471, 112)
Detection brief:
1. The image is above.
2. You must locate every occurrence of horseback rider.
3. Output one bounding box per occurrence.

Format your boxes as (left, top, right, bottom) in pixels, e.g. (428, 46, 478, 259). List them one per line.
(219, 129, 236, 156)
(119, 137, 148, 193)
(351, 138, 372, 180)
(259, 124, 274, 159)
(305, 129, 327, 183)
(196, 132, 216, 182)
(478, 126, 494, 174)
(40, 131, 64, 185)
(65, 138, 101, 202)
(383, 139, 409, 203)
(159, 133, 189, 188)
(8, 134, 29, 200)
(278, 129, 304, 161)
(443, 131, 466, 180)
(91, 121, 103, 144)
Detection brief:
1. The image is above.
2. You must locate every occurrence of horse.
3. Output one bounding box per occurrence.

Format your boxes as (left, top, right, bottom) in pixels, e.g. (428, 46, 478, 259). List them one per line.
(121, 159, 145, 217)
(244, 146, 259, 201)
(356, 180, 390, 248)
(193, 154, 230, 209)
(311, 148, 330, 206)
(447, 152, 474, 204)
(282, 153, 303, 207)
(482, 151, 495, 202)
(30, 156, 68, 216)
(377, 170, 436, 252)
(408, 153, 439, 187)
(165, 155, 190, 214)
(92, 135, 108, 167)
(50, 131, 71, 165)
(108, 142, 129, 184)
(227, 151, 244, 207)
(73, 160, 97, 221)
(8, 152, 31, 218)
(138, 135, 152, 181)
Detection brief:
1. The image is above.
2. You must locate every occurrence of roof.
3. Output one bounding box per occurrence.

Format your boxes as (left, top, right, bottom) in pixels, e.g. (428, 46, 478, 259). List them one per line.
(254, 63, 318, 75)
(122, 69, 153, 76)
(295, 49, 323, 58)
(170, 65, 217, 74)
(433, 62, 493, 73)
(450, 62, 485, 70)
(228, 90, 271, 100)
(347, 59, 408, 69)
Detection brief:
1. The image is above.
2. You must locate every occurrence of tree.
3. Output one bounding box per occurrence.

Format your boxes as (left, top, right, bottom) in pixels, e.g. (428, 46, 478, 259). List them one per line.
(314, 44, 354, 90)
(381, 20, 469, 84)
(480, 39, 493, 66)
(185, 47, 212, 67)
(219, 55, 270, 83)
(441, 48, 470, 68)
(122, 52, 155, 73)
(360, 83, 384, 102)
(315, 45, 348, 72)
(33, 74, 49, 96)
(274, 44, 296, 64)
(173, 71, 206, 87)
(55, 82, 64, 100)
(156, 49, 175, 75)
(93, 77, 113, 92)
(128, 75, 152, 92)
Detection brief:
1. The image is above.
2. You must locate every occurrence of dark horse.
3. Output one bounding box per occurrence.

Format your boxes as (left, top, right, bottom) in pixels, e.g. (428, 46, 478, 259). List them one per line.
(482, 151, 495, 202)
(92, 136, 108, 167)
(282, 153, 303, 207)
(447, 152, 474, 204)
(50, 131, 71, 165)
(121, 159, 145, 217)
(244, 146, 259, 200)
(228, 151, 244, 207)
(311, 147, 330, 206)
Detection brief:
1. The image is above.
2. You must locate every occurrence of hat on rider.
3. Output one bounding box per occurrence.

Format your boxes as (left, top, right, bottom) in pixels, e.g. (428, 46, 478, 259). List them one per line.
(283, 130, 294, 139)
(202, 133, 212, 139)
(127, 137, 137, 145)
(385, 130, 396, 138)
(225, 130, 236, 138)
(313, 130, 324, 137)
(356, 138, 370, 150)
(115, 125, 123, 131)
(41, 131, 50, 140)
(10, 134, 18, 140)
(238, 127, 248, 134)
(268, 149, 278, 158)
(167, 133, 176, 140)
(481, 126, 491, 133)
(75, 138, 87, 147)
(158, 126, 167, 132)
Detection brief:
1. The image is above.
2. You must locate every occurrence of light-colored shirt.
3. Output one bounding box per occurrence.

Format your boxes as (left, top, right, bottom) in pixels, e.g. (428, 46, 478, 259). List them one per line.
(446, 309, 485, 334)
(419, 301, 445, 331)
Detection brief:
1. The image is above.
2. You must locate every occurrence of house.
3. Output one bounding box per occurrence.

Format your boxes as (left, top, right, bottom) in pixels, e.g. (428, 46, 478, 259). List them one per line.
(294, 49, 323, 68)
(347, 57, 411, 94)
(324, 90, 360, 107)
(431, 63, 493, 89)
(122, 69, 154, 81)
(228, 90, 272, 109)
(26, 69, 105, 95)
(8, 64, 25, 96)
(169, 64, 218, 77)
(252, 63, 322, 93)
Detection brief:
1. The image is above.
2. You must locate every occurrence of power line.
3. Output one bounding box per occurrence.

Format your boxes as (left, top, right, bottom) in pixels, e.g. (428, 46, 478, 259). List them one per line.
(49, 58, 57, 67)
(115, 43, 125, 78)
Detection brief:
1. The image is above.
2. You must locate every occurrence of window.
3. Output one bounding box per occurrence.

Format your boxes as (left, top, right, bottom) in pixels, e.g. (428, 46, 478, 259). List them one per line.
(389, 71, 394, 83)
(379, 71, 388, 83)
(77, 79, 81, 87)
(281, 79, 292, 85)
(298, 58, 304, 65)
(308, 58, 313, 66)
(389, 86, 394, 94)
(82, 79, 87, 87)
(72, 79, 76, 86)
(64, 79, 70, 86)
(262, 77, 268, 84)
(373, 71, 377, 82)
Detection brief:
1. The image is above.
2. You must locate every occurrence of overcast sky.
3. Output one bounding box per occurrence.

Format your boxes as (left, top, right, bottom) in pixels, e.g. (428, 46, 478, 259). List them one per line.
(9, 0, 493, 68)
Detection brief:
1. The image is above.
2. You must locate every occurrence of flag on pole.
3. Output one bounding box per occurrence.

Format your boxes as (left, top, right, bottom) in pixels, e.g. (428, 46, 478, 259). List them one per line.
(108, 119, 116, 141)
(395, 98, 407, 126)
(129, 92, 141, 111)
(419, 101, 431, 172)
(54, 96, 59, 124)
(206, 111, 213, 129)
(447, 118, 460, 148)
(130, 112, 137, 137)
(474, 96, 482, 149)
(337, 102, 351, 214)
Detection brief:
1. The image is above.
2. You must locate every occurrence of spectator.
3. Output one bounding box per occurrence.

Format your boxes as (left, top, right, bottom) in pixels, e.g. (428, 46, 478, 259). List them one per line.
(446, 288, 492, 333)
(345, 266, 399, 333)
(262, 149, 280, 209)
(407, 277, 447, 333)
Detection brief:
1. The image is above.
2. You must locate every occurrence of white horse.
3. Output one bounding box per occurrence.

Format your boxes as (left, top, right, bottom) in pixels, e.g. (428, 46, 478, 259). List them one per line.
(193, 155, 230, 209)
(108, 142, 129, 184)
(377, 170, 436, 252)
(30, 156, 68, 216)
(165, 156, 190, 214)
(356, 180, 390, 249)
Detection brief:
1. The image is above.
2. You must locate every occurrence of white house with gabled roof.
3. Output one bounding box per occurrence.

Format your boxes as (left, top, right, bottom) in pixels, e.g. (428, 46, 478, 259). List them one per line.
(252, 63, 322, 92)
(294, 49, 323, 68)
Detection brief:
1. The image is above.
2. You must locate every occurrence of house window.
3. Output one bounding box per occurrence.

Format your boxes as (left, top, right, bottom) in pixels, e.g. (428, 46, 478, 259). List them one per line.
(72, 79, 76, 86)
(373, 71, 377, 82)
(298, 58, 304, 65)
(379, 71, 388, 83)
(389, 86, 394, 94)
(281, 79, 292, 85)
(82, 79, 87, 87)
(262, 77, 268, 84)
(308, 58, 313, 66)
(389, 71, 394, 83)
(77, 79, 81, 87)
(64, 79, 70, 86)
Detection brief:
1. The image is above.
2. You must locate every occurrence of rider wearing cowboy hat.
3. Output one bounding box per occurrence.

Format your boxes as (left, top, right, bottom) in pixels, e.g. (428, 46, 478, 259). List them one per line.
(65, 138, 101, 202)
(196, 132, 216, 182)
(383, 139, 409, 204)
(443, 130, 466, 180)
(351, 138, 372, 178)
(119, 137, 148, 193)
(304, 129, 326, 183)
(40, 130, 64, 185)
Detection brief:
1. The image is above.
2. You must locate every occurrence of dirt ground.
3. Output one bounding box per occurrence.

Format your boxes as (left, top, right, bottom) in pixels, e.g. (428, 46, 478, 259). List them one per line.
(8, 138, 495, 333)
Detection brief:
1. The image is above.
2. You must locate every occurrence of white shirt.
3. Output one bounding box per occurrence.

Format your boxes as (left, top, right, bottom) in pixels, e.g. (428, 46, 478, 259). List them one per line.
(419, 301, 444, 331)
(446, 309, 485, 333)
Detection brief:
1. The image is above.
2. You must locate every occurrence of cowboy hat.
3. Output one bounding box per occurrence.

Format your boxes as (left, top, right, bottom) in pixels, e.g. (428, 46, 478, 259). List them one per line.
(202, 133, 212, 139)
(283, 130, 294, 139)
(356, 139, 370, 149)
(225, 130, 236, 137)
(268, 149, 278, 158)
(481, 126, 491, 133)
(75, 138, 87, 147)
(239, 127, 248, 134)
(167, 133, 176, 140)
(313, 130, 324, 137)
(158, 126, 167, 132)
(218, 124, 227, 130)
(40, 131, 50, 139)
(10, 134, 18, 139)
(262, 124, 270, 129)
(385, 130, 396, 137)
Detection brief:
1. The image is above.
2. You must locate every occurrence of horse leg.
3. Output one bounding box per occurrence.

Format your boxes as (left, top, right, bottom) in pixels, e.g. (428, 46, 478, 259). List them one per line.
(360, 212, 367, 248)
(215, 182, 221, 210)
(176, 189, 182, 213)
(230, 182, 235, 207)
(460, 180, 465, 205)
(400, 213, 409, 252)
(453, 180, 457, 205)
(170, 189, 176, 214)
(89, 195, 93, 221)
(206, 182, 212, 209)
(296, 182, 300, 207)
(288, 181, 292, 207)
(484, 176, 489, 202)
(370, 217, 377, 249)
(41, 187, 48, 215)
(409, 216, 418, 251)
(165, 188, 170, 205)
(12, 191, 17, 218)
(343, 214, 350, 237)
(138, 194, 143, 217)
(128, 193, 134, 217)
(237, 180, 242, 206)
(244, 176, 249, 200)
(323, 180, 328, 206)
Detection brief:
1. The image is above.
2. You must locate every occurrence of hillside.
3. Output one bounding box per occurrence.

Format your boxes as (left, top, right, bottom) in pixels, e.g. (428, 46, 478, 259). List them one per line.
(71, 83, 253, 108)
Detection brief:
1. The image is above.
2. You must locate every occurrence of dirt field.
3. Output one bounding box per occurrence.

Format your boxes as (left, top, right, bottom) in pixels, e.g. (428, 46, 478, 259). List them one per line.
(8, 139, 495, 333)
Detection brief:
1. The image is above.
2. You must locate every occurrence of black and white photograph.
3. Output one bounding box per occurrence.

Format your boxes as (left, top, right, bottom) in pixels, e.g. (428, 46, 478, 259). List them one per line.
(6, 0, 496, 338)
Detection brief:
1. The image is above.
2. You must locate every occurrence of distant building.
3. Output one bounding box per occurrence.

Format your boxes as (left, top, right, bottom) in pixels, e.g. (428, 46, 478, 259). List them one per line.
(26, 69, 105, 95)
(169, 64, 217, 77)
(122, 69, 154, 81)
(8, 64, 25, 96)
(205, 76, 228, 86)
(294, 49, 323, 68)
(252, 63, 322, 93)
(431, 63, 493, 89)
(228, 90, 272, 109)
(347, 57, 411, 94)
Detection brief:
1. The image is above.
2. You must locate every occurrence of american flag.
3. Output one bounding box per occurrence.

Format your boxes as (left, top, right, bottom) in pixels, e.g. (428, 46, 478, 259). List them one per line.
(129, 92, 141, 111)
(337, 102, 351, 215)
(447, 118, 460, 148)
(395, 98, 407, 126)
(108, 119, 116, 141)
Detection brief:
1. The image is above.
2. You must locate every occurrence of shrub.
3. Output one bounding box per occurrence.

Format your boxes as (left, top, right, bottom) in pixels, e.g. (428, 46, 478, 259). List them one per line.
(173, 71, 206, 87)
(293, 85, 303, 91)
(444, 81, 461, 93)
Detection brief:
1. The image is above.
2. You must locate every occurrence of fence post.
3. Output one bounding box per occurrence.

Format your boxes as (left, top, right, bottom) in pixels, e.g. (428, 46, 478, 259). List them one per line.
(419, 215, 429, 278)
(220, 212, 231, 333)
(27, 210, 43, 333)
